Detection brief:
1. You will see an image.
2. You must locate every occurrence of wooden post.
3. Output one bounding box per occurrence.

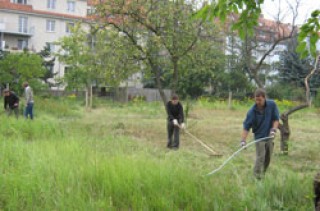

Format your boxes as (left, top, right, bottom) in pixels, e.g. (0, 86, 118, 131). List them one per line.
(89, 84, 93, 110)
(85, 87, 88, 109)
(228, 91, 232, 109)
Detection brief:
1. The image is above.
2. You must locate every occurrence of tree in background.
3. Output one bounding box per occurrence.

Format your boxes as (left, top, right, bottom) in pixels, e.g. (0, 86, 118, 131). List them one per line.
(175, 21, 226, 98)
(278, 38, 320, 91)
(38, 44, 57, 87)
(0, 51, 45, 94)
(142, 21, 226, 98)
(57, 23, 95, 109)
(93, 28, 141, 88)
(200, 1, 320, 202)
(95, 0, 225, 106)
(198, 0, 301, 88)
(57, 23, 140, 109)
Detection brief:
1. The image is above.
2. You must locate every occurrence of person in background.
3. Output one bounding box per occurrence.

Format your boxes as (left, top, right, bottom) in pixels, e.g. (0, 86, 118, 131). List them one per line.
(241, 88, 280, 179)
(166, 94, 185, 150)
(23, 82, 34, 120)
(3, 88, 19, 119)
(315, 172, 320, 211)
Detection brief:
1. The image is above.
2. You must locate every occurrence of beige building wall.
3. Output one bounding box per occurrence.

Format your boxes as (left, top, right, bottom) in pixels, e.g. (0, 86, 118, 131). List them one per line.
(1, 0, 144, 90)
(30, 0, 88, 17)
(0, 0, 89, 89)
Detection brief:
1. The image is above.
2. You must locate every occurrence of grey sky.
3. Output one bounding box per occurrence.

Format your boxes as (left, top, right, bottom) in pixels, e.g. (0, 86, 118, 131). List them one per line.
(261, 0, 320, 25)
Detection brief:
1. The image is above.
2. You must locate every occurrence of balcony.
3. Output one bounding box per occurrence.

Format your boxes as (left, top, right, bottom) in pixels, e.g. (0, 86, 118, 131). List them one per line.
(12, 0, 28, 5)
(0, 22, 34, 37)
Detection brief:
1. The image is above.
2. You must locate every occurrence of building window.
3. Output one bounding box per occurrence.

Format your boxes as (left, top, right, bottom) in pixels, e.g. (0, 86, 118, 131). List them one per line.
(67, 1, 75, 12)
(87, 8, 96, 15)
(66, 22, 75, 33)
(13, 0, 27, 4)
(17, 39, 28, 50)
(46, 42, 55, 53)
(47, 0, 56, 9)
(18, 16, 28, 33)
(46, 20, 55, 32)
(64, 66, 71, 75)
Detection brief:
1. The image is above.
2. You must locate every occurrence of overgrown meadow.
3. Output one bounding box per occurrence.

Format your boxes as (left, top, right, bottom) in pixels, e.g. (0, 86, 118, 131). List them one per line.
(0, 97, 319, 210)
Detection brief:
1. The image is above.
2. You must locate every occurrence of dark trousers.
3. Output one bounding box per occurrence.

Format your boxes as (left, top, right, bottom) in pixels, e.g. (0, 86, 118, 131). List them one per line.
(24, 103, 34, 120)
(315, 172, 320, 210)
(167, 121, 180, 148)
(6, 107, 19, 119)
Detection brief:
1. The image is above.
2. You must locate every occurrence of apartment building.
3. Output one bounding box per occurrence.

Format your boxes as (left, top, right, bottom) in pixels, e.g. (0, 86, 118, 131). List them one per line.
(222, 14, 295, 86)
(0, 0, 93, 88)
(224, 14, 294, 62)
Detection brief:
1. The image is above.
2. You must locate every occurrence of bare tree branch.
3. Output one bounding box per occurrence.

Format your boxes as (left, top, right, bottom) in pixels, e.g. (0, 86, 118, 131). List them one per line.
(305, 54, 320, 105)
(246, 0, 301, 87)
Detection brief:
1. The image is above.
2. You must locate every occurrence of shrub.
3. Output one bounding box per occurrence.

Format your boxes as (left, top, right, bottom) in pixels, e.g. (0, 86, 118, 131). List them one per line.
(313, 89, 320, 108)
(267, 84, 305, 101)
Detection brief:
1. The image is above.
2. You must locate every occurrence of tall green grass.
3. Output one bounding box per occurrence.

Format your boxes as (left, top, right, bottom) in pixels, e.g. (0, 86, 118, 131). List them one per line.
(0, 98, 318, 210)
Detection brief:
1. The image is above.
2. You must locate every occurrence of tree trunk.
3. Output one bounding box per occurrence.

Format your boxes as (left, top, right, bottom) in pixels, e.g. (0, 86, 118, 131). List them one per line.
(278, 104, 308, 154)
(315, 172, 320, 211)
(154, 65, 167, 108)
(85, 87, 89, 109)
(172, 58, 178, 95)
(278, 115, 290, 154)
(252, 71, 264, 88)
(147, 57, 167, 109)
(90, 84, 93, 110)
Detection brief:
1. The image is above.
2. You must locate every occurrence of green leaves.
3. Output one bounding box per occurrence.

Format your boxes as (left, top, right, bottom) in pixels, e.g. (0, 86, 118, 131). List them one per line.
(195, 0, 262, 39)
(297, 10, 320, 59)
(196, 1, 319, 59)
(192, 5, 210, 20)
(56, 23, 141, 90)
(0, 52, 45, 91)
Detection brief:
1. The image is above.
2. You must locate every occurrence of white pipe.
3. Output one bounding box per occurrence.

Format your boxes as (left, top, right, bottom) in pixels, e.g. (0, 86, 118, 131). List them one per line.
(207, 136, 273, 176)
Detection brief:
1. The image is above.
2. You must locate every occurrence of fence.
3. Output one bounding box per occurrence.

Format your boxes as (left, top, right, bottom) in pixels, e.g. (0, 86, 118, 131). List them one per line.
(127, 87, 172, 102)
(37, 87, 172, 103)
(38, 90, 86, 98)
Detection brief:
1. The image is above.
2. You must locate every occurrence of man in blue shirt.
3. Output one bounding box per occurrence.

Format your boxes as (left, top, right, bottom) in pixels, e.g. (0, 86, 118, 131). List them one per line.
(241, 88, 280, 179)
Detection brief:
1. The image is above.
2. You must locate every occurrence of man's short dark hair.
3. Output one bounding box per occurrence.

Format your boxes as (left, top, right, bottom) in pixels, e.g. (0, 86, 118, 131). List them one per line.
(3, 88, 9, 93)
(254, 88, 266, 98)
(171, 94, 179, 100)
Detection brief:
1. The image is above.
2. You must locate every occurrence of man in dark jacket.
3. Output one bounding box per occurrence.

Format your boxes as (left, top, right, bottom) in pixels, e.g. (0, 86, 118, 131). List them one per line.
(4, 89, 19, 118)
(241, 88, 280, 179)
(315, 172, 320, 211)
(166, 94, 185, 149)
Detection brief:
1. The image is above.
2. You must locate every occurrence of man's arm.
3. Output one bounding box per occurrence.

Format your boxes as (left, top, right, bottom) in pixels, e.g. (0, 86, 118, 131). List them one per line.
(241, 109, 254, 145)
(13, 93, 19, 105)
(25, 88, 30, 104)
(179, 103, 184, 123)
(4, 97, 7, 110)
(272, 120, 279, 130)
(269, 120, 279, 137)
(241, 129, 249, 141)
(240, 129, 249, 146)
(242, 110, 254, 139)
(269, 102, 280, 137)
(166, 102, 175, 121)
(272, 102, 280, 131)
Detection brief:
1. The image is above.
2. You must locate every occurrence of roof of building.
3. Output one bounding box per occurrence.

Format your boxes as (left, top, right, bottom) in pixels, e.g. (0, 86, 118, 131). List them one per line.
(218, 13, 295, 43)
(87, 0, 97, 6)
(0, 0, 88, 20)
